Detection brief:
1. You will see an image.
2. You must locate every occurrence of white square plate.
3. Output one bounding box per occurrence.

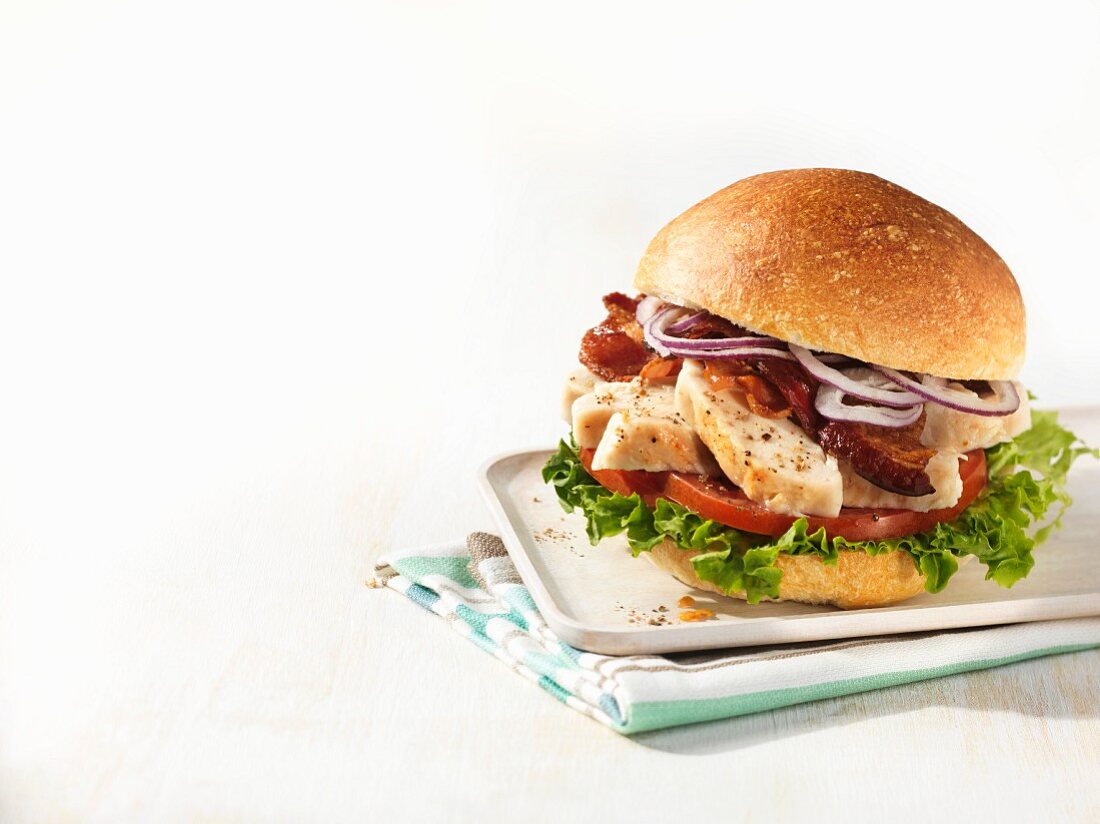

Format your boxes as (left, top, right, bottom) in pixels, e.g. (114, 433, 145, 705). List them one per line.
(477, 408, 1100, 654)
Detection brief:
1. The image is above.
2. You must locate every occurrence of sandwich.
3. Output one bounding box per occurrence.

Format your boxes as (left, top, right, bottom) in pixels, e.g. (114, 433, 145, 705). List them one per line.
(544, 168, 1095, 608)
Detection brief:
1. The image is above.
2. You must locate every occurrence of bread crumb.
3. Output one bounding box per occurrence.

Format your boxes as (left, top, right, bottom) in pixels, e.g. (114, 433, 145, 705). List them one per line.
(618, 602, 670, 626)
(677, 595, 696, 608)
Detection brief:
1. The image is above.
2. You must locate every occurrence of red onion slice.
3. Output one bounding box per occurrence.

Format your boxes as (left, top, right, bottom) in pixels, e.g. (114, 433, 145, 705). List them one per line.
(814, 383, 923, 428)
(875, 368, 1020, 416)
(642, 303, 786, 356)
(655, 335, 787, 351)
(686, 346, 796, 361)
(636, 296, 662, 323)
(640, 305, 684, 357)
(665, 310, 707, 334)
(790, 344, 924, 408)
(636, 301, 1020, 418)
(635, 295, 664, 325)
(649, 320, 785, 350)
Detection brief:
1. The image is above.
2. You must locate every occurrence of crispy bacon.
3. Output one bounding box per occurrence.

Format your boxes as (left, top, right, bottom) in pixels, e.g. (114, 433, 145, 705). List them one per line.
(579, 326, 651, 381)
(703, 361, 790, 419)
(737, 375, 793, 419)
(819, 415, 936, 497)
(753, 359, 821, 434)
(702, 360, 754, 387)
(639, 357, 683, 381)
(601, 291, 641, 320)
(678, 314, 746, 340)
(579, 292, 654, 381)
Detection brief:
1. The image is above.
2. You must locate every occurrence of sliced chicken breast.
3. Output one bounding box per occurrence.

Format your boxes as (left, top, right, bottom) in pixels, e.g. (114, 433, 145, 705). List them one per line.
(840, 450, 964, 512)
(921, 380, 1031, 452)
(571, 378, 719, 475)
(560, 367, 599, 422)
(675, 359, 844, 517)
(565, 361, 1019, 517)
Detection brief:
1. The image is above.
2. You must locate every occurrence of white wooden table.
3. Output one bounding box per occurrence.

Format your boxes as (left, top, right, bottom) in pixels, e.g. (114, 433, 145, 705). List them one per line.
(3, 2, 1100, 821)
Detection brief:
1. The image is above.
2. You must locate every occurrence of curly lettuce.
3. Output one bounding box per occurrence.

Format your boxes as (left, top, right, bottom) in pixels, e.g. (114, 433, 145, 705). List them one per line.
(542, 410, 1096, 604)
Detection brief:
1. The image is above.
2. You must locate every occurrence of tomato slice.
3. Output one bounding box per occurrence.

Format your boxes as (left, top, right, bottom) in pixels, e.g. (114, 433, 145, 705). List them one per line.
(579, 448, 987, 542)
(580, 462, 668, 505)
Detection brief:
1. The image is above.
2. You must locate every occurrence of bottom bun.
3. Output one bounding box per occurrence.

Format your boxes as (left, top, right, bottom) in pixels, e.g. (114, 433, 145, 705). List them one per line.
(647, 539, 964, 609)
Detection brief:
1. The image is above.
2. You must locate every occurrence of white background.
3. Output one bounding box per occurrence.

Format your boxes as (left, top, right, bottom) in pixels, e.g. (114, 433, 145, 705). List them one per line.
(2, 1, 1099, 821)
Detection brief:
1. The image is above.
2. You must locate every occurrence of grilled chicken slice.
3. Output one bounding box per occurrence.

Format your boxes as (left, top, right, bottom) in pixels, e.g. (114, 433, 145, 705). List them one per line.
(571, 378, 719, 475)
(675, 359, 843, 517)
(921, 380, 1031, 451)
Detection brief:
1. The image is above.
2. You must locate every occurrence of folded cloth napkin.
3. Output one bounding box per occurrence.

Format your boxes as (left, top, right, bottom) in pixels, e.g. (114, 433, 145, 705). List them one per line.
(373, 533, 1100, 734)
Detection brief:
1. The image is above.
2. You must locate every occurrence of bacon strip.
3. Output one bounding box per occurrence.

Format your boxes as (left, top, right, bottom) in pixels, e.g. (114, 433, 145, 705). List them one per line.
(578, 293, 654, 381)
(677, 314, 746, 340)
(639, 357, 683, 381)
(754, 359, 820, 434)
(703, 362, 790, 419)
(818, 416, 936, 496)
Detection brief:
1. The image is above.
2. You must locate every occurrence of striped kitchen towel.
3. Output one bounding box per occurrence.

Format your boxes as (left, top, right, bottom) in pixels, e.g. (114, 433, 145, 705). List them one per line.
(372, 533, 1100, 734)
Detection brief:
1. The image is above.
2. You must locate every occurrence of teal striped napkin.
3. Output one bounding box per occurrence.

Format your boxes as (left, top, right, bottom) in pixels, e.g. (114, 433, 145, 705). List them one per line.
(373, 533, 1100, 734)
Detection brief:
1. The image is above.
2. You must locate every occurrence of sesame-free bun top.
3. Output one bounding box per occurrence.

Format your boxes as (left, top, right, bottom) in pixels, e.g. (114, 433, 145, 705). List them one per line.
(634, 169, 1026, 380)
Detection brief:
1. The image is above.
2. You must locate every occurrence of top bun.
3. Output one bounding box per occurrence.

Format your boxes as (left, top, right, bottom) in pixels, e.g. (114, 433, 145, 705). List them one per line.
(634, 169, 1025, 380)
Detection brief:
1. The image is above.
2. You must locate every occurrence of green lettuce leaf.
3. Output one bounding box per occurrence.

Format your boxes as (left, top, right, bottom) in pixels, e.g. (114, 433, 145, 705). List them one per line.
(542, 409, 1095, 602)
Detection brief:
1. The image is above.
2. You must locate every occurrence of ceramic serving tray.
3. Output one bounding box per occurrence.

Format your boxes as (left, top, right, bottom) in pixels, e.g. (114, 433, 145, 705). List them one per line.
(477, 408, 1100, 654)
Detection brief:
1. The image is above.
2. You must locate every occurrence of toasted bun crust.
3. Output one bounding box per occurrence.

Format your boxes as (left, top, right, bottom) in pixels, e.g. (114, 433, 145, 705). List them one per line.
(647, 539, 961, 609)
(634, 169, 1025, 380)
